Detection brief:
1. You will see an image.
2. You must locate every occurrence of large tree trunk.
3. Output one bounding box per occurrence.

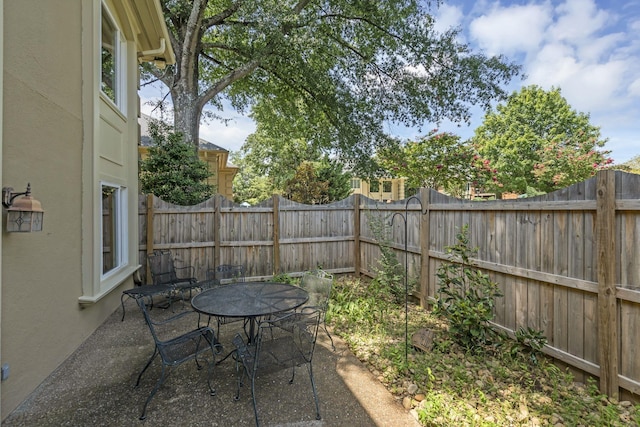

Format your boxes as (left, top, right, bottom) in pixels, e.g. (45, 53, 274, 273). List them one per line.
(171, 83, 202, 146)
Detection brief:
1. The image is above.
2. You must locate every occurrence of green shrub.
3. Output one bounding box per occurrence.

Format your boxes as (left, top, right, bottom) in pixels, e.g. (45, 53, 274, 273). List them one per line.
(366, 209, 410, 304)
(432, 224, 502, 351)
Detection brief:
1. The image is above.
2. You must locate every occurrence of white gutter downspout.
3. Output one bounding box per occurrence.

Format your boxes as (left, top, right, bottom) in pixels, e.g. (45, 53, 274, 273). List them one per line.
(138, 38, 167, 68)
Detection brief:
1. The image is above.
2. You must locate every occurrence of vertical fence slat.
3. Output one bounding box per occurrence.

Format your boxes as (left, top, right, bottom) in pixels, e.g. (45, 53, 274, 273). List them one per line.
(354, 194, 361, 277)
(273, 194, 280, 275)
(213, 196, 221, 268)
(420, 188, 430, 306)
(145, 194, 154, 284)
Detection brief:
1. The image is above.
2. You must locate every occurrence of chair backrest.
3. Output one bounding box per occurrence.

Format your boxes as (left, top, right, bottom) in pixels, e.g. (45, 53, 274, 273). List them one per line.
(213, 264, 246, 283)
(299, 269, 333, 311)
(147, 250, 178, 286)
(255, 309, 321, 371)
(135, 295, 192, 344)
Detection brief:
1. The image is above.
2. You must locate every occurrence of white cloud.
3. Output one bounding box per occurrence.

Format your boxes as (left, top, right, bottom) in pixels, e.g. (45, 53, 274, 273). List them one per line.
(433, 4, 464, 34)
(630, 78, 640, 96)
(469, 3, 552, 56)
(550, 0, 609, 43)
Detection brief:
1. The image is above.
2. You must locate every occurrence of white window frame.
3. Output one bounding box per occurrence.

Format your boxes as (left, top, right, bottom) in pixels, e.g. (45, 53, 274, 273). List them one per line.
(100, 3, 127, 114)
(100, 182, 128, 280)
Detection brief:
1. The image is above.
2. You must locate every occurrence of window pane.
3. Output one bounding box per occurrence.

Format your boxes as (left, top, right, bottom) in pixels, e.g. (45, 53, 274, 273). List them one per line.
(370, 181, 379, 192)
(383, 181, 392, 192)
(102, 185, 119, 274)
(351, 179, 361, 189)
(101, 7, 117, 103)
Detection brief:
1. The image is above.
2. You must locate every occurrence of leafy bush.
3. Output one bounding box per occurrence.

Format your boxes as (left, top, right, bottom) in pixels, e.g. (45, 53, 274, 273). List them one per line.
(139, 119, 214, 205)
(432, 224, 502, 351)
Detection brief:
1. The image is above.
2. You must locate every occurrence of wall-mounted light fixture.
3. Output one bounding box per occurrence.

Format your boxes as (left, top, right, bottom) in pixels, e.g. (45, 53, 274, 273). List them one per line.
(2, 183, 44, 232)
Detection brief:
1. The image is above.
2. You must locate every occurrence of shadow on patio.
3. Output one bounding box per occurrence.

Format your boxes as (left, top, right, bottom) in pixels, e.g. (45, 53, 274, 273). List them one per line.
(3, 300, 419, 427)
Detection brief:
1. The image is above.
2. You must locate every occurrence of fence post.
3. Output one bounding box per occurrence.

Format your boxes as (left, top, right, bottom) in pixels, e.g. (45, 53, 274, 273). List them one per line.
(145, 194, 154, 284)
(272, 194, 280, 275)
(419, 188, 430, 307)
(596, 169, 618, 399)
(353, 194, 361, 277)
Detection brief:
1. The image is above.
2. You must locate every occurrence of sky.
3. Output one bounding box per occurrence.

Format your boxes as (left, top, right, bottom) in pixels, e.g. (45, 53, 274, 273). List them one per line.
(141, 0, 640, 164)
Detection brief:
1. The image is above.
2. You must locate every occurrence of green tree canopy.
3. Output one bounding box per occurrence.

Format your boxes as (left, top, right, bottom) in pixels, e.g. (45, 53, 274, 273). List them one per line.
(139, 120, 214, 205)
(378, 130, 494, 197)
(282, 160, 350, 204)
(239, 125, 324, 191)
(315, 158, 353, 202)
(144, 0, 521, 176)
(472, 85, 612, 194)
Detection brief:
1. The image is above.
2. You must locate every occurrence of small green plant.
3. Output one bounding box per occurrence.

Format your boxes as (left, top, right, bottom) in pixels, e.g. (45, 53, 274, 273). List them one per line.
(327, 279, 389, 333)
(432, 224, 502, 351)
(271, 272, 297, 284)
(507, 326, 547, 364)
(366, 209, 411, 304)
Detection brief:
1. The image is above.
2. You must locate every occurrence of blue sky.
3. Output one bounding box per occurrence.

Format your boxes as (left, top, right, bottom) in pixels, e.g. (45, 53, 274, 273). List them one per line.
(141, 0, 640, 164)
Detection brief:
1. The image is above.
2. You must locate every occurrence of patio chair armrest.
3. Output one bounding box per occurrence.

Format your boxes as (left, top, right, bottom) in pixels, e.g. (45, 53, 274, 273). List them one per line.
(153, 308, 200, 326)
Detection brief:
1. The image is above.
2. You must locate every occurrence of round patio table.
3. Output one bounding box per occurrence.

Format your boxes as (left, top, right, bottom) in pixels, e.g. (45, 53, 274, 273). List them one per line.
(191, 281, 308, 342)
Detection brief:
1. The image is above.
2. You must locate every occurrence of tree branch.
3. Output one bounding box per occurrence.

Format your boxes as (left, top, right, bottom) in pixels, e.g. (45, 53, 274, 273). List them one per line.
(202, 0, 246, 28)
(197, 58, 262, 112)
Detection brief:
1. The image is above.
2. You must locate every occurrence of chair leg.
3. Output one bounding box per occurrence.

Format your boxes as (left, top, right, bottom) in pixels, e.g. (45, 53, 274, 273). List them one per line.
(121, 294, 128, 321)
(233, 353, 245, 401)
(250, 374, 260, 427)
(205, 354, 217, 396)
(140, 364, 168, 420)
(307, 363, 321, 420)
(323, 322, 336, 352)
(135, 348, 159, 387)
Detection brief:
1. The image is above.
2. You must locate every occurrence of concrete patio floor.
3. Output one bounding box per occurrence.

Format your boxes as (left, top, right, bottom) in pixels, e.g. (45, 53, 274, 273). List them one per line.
(2, 299, 420, 427)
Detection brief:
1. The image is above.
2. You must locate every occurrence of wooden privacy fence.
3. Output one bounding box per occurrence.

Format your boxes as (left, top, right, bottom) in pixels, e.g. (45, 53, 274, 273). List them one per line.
(137, 170, 640, 399)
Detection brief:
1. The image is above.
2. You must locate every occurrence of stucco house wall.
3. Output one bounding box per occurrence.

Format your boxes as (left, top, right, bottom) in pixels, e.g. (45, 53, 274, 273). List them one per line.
(0, 0, 173, 418)
(351, 177, 406, 201)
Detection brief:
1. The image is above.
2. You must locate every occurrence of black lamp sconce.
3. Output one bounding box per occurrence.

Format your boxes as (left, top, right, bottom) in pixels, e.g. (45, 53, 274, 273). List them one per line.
(2, 183, 44, 232)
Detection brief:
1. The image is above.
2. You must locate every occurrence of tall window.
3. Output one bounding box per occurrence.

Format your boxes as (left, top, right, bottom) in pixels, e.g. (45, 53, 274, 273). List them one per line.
(101, 5, 125, 110)
(101, 183, 127, 276)
(382, 180, 392, 192)
(369, 180, 380, 192)
(351, 179, 361, 189)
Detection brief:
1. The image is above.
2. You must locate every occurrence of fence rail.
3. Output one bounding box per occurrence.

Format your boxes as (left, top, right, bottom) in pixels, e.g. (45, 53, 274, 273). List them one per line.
(136, 170, 640, 400)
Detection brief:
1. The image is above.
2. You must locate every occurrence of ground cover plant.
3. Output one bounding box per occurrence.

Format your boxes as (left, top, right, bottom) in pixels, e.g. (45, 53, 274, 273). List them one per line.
(327, 278, 639, 426)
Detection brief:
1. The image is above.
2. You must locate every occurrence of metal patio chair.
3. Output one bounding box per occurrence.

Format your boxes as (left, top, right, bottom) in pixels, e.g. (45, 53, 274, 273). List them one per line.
(133, 295, 222, 420)
(121, 266, 173, 321)
(233, 309, 322, 426)
(148, 250, 201, 304)
(297, 269, 335, 350)
(121, 283, 172, 321)
(211, 264, 246, 283)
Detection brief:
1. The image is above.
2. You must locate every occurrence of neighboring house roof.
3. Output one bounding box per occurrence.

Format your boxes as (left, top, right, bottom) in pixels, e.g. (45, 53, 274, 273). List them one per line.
(139, 114, 228, 152)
